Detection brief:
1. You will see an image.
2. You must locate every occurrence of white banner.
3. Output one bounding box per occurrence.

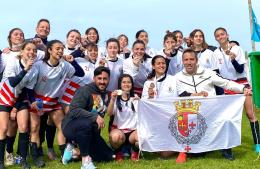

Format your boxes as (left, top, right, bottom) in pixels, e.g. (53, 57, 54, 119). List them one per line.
(137, 95, 245, 153)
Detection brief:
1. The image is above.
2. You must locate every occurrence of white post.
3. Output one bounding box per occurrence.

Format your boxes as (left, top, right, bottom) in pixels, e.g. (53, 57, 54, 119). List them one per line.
(248, 0, 256, 51)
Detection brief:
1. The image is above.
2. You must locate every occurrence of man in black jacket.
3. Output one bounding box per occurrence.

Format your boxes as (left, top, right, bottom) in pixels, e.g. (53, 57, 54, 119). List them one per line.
(61, 66, 113, 169)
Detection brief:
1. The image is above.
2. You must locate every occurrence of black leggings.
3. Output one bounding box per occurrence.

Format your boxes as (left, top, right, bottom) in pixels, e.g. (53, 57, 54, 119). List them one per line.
(62, 117, 113, 162)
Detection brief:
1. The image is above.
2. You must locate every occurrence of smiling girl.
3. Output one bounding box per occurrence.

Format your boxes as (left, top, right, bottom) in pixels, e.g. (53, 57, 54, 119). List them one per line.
(64, 29, 81, 55)
(29, 40, 84, 167)
(0, 42, 38, 169)
(213, 27, 260, 156)
(99, 38, 123, 92)
(190, 29, 217, 70)
(123, 40, 152, 96)
(107, 74, 139, 161)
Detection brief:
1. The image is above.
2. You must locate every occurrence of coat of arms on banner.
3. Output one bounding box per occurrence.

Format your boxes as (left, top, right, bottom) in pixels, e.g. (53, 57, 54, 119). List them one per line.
(168, 100, 207, 152)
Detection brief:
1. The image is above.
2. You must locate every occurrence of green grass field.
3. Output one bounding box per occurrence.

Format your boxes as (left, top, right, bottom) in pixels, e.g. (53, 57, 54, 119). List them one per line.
(7, 110, 260, 169)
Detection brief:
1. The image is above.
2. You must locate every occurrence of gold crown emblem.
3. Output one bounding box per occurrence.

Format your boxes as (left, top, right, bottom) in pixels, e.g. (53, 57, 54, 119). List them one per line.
(175, 100, 200, 115)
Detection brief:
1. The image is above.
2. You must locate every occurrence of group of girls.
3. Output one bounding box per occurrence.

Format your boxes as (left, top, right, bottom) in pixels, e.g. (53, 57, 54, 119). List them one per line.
(0, 19, 259, 169)
(0, 23, 85, 169)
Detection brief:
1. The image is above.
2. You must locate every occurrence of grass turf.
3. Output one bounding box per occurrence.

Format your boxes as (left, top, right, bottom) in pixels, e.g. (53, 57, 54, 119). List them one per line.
(7, 109, 260, 169)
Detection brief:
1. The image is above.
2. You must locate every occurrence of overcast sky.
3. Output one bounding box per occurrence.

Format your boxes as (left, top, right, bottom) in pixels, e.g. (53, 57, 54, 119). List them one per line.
(0, 0, 259, 52)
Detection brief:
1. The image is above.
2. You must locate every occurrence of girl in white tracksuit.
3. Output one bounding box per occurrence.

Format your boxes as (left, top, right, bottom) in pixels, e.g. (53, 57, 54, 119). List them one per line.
(189, 29, 218, 70)
(142, 55, 193, 161)
(117, 34, 131, 60)
(213, 27, 260, 154)
(98, 38, 123, 92)
(123, 40, 152, 97)
(63, 29, 81, 55)
(135, 30, 156, 57)
(0, 42, 38, 168)
(156, 31, 183, 76)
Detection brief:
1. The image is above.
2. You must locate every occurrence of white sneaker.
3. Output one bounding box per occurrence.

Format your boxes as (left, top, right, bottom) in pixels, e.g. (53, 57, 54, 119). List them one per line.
(5, 151, 15, 166)
(81, 160, 96, 169)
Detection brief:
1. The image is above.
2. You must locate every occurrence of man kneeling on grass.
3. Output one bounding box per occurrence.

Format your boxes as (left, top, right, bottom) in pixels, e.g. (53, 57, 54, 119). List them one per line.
(61, 66, 114, 169)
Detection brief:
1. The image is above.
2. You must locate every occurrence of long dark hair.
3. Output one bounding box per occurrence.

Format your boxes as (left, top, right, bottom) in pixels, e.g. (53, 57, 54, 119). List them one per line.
(85, 27, 99, 44)
(135, 29, 147, 39)
(173, 30, 183, 38)
(214, 27, 227, 36)
(116, 74, 135, 112)
(43, 40, 64, 62)
(147, 55, 166, 80)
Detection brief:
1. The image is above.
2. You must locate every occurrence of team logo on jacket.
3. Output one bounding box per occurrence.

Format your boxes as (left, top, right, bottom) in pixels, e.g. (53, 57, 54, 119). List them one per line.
(168, 100, 207, 152)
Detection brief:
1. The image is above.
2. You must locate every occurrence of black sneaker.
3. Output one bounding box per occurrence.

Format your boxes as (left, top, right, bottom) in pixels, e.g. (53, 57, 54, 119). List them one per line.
(20, 159, 31, 169)
(30, 142, 45, 167)
(0, 161, 6, 169)
(38, 146, 44, 157)
(34, 157, 45, 168)
(221, 149, 234, 161)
